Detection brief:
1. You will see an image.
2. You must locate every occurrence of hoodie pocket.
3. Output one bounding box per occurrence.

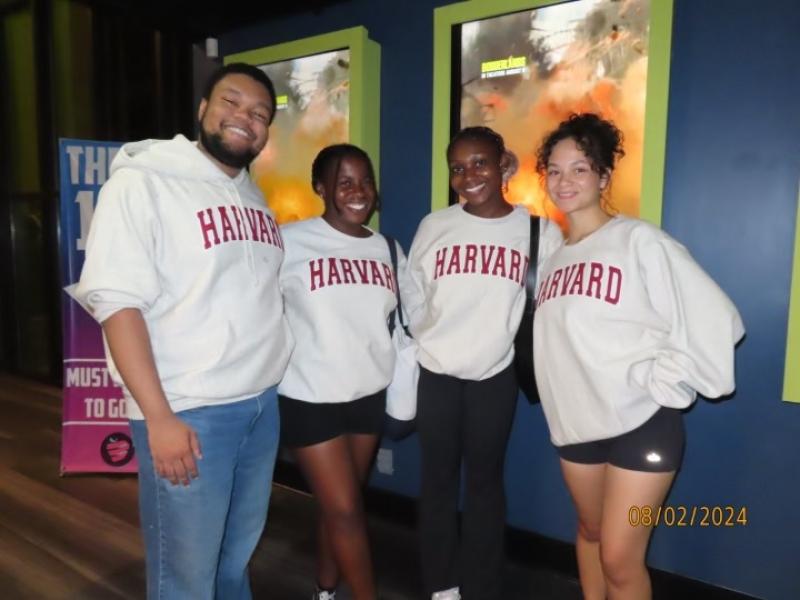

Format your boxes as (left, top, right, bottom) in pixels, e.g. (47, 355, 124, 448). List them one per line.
(150, 320, 230, 398)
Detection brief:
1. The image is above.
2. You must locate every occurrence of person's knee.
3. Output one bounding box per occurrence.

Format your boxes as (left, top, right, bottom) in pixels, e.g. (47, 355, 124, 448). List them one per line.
(322, 500, 366, 535)
(599, 542, 644, 587)
(577, 519, 602, 543)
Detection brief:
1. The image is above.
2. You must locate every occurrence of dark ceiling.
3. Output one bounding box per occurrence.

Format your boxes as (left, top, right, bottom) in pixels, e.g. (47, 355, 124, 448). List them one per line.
(87, 0, 348, 41)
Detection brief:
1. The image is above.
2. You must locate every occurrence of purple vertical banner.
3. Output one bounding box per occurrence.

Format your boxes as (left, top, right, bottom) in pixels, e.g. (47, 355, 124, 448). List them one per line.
(59, 139, 137, 474)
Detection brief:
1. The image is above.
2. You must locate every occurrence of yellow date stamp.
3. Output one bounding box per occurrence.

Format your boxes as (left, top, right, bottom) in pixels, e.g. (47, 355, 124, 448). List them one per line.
(628, 505, 748, 527)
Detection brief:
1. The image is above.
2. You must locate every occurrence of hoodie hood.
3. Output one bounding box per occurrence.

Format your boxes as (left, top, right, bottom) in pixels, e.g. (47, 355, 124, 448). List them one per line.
(77, 134, 291, 417)
(111, 134, 251, 186)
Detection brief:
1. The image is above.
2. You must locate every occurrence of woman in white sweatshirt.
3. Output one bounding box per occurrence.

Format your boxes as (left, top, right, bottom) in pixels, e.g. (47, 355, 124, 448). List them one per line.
(404, 127, 562, 600)
(533, 113, 744, 600)
(278, 144, 403, 600)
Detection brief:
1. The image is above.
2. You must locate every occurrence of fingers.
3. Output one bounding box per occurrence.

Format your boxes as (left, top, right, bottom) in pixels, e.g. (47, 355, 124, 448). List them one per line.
(156, 457, 195, 486)
(190, 429, 203, 460)
(147, 419, 202, 486)
(157, 461, 181, 486)
(181, 453, 199, 483)
(154, 445, 200, 487)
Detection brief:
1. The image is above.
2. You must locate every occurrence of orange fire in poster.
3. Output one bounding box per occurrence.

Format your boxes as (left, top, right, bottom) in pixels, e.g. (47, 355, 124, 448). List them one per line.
(506, 156, 567, 231)
(250, 51, 349, 225)
(461, 0, 649, 230)
(254, 174, 323, 225)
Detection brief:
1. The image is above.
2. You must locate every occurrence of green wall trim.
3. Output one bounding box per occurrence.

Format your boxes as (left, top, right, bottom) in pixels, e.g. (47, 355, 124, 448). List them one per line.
(782, 183, 800, 403)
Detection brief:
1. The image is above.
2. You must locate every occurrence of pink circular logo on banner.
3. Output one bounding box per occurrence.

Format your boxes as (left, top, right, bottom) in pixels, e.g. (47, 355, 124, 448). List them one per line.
(100, 432, 135, 467)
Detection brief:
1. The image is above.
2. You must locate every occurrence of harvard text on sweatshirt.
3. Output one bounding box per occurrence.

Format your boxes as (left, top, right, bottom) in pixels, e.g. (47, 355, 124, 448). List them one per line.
(278, 217, 403, 404)
(533, 216, 745, 446)
(403, 204, 562, 380)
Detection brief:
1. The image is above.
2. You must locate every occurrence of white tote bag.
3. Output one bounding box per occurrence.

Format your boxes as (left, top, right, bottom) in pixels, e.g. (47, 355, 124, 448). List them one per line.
(384, 237, 419, 436)
(386, 314, 419, 421)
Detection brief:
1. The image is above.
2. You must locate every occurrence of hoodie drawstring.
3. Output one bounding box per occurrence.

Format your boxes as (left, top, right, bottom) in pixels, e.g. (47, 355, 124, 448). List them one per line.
(223, 183, 259, 286)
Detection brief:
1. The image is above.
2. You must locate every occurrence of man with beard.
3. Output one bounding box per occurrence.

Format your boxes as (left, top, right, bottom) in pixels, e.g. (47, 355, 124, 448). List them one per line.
(76, 63, 292, 600)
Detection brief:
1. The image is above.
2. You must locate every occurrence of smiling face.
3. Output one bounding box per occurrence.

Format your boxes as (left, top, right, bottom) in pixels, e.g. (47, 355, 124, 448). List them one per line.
(448, 137, 510, 218)
(197, 73, 274, 177)
(318, 154, 377, 237)
(545, 137, 609, 218)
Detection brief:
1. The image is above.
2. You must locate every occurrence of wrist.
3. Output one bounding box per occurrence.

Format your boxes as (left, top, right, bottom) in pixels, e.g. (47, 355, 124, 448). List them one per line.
(142, 403, 175, 424)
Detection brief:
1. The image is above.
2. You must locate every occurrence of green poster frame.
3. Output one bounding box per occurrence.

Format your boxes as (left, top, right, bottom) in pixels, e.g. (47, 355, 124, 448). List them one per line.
(431, 0, 674, 226)
(782, 184, 800, 403)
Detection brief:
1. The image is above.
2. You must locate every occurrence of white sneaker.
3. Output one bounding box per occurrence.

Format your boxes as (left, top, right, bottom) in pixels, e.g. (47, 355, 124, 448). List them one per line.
(431, 587, 460, 600)
(312, 587, 336, 600)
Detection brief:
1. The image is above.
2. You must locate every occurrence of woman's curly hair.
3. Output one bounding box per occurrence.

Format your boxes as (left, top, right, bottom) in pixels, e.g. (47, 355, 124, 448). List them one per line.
(536, 113, 625, 177)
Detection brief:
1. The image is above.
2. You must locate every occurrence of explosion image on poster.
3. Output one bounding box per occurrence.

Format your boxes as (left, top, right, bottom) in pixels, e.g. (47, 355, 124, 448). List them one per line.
(252, 49, 350, 225)
(457, 0, 650, 227)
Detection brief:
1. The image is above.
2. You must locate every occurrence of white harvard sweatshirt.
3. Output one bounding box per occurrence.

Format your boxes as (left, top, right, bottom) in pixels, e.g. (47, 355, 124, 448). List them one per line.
(534, 216, 745, 446)
(278, 217, 404, 404)
(403, 203, 562, 380)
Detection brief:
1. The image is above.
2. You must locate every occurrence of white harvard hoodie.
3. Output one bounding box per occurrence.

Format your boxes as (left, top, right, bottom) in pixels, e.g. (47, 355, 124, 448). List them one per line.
(75, 135, 292, 418)
(533, 216, 745, 446)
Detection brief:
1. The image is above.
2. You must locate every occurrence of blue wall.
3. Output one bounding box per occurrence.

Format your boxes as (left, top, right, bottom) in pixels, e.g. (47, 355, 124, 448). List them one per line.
(223, 1, 800, 598)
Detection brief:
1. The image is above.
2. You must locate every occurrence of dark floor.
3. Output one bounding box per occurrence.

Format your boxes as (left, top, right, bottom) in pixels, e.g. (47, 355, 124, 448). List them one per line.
(0, 373, 761, 599)
(249, 483, 582, 600)
(0, 373, 580, 599)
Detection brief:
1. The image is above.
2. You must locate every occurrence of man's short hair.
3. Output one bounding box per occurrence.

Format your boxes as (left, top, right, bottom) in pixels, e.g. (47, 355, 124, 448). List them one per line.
(202, 63, 278, 124)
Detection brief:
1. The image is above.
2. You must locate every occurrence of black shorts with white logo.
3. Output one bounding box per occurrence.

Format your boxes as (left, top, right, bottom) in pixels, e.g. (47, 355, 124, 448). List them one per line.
(556, 406, 685, 473)
(278, 389, 386, 448)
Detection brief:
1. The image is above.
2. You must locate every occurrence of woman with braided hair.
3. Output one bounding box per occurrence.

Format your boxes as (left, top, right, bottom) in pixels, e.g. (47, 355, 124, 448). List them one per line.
(279, 144, 406, 600)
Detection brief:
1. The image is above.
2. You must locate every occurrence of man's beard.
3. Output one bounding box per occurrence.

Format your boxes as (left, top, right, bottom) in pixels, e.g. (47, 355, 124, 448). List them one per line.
(199, 126, 258, 171)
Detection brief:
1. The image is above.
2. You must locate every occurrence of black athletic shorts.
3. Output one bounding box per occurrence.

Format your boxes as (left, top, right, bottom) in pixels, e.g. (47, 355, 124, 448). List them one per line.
(278, 389, 386, 448)
(556, 406, 685, 472)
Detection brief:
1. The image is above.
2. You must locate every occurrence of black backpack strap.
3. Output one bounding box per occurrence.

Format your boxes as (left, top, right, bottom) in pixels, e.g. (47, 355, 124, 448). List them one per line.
(523, 216, 541, 313)
(514, 215, 542, 404)
(385, 234, 405, 333)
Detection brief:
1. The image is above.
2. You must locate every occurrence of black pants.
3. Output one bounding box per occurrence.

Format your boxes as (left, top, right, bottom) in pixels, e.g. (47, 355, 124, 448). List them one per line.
(417, 364, 518, 599)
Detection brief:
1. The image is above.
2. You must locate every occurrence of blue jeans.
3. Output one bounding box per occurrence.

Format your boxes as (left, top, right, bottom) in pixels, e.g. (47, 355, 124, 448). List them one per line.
(130, 388, 280, 600)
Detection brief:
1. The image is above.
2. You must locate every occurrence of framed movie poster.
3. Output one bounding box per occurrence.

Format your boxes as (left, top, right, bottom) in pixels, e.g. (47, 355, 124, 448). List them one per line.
(432, 0, 673, 228)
